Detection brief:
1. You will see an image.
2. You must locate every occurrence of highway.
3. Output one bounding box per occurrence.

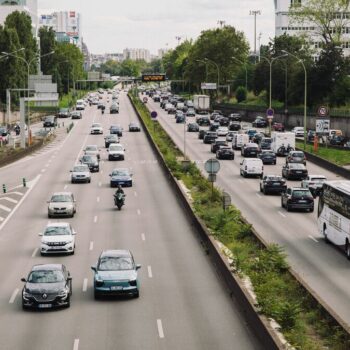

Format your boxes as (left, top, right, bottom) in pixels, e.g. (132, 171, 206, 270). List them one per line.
(146, 95, 350, 327)
(0, 91, 262, 350)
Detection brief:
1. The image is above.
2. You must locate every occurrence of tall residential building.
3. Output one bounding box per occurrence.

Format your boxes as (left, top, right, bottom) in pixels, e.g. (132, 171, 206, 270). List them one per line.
(274, 0, 350, 55)
(123, 48, 151, 62)
(0, 0, 38, 36)
(39, 10, 82, 47)
(158, 48, 169, 59)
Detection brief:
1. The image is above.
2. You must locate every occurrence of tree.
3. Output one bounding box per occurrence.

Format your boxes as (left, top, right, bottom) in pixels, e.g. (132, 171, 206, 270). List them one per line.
(235, 86, 247, 103)
(39, 27, 56, 75)
(120, 59, 141, 77)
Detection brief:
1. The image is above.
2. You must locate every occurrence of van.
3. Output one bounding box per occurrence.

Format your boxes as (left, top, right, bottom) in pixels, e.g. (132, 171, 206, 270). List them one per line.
(76, 99, 85, 111)
(240, 158, 263, 178)
(232, 133, 249, 150)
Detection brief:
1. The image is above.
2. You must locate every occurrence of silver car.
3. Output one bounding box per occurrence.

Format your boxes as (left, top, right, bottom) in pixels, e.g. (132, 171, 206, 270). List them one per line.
(70, 164, 91, 183)
(47, 192, 76, 218)
(84, 145, 100, 160)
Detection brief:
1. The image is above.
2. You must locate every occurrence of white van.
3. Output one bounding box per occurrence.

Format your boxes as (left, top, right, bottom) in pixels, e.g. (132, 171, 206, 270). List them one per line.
(233, 133, 249, 150)
(76, 99, 85, 111)
(240, 158, 263, 178)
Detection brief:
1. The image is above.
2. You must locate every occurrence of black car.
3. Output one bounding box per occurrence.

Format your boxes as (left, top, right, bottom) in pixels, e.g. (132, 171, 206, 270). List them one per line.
(252, 133, 265, 144)
(57, 108, 69, 118)
(252, 117, 267, 128)
(153, 95, 161, 102)
(43, 116, 57, 128)
(209, 122, 220, 132)
(97, 103, 106, 110)
(197, 116, 211, 126)
(198, 129, 207, 140)
(210, 112, 221, 121)
(218, 117, 230, 126)
(229, 122, 241, 131)
(330, 135, 347, 146)
(241, 143, 259, 157)
(281, 187, 314, 212)
(211, 139, 228, 153)
(260, 175, 286, 195)
(21, 264, 72, 310)
(187, 123, 199, 132)
(228, 113, 241, 122)
(216, 147, 235, 160)
(104, 134, 119, 148)
(203, 132, 217, 144)
(186, 109, 196, 117)
(110, 125, 123, 136)
(70, 111, 82, 119)
(176, 115, 186, 123)
(129, 123, 141, 132)
(282, 163, 308, 180)
(258, 150, 276, 165)
(80, 154, 99, 172)
(110, 104, 119, 114)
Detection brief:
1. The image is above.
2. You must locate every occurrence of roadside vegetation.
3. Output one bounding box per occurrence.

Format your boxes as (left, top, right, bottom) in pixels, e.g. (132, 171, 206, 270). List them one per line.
(129, 89, 350, 349)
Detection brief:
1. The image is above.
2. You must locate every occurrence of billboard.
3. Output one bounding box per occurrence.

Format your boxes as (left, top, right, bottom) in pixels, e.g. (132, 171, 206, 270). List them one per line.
(142, 74, 166, 82)
(201, 83, 217, 90)
(316, 118, 330, 134)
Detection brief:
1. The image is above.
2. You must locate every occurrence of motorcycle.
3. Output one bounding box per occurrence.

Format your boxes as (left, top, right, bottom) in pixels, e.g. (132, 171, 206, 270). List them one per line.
(114, 192, 125, 210)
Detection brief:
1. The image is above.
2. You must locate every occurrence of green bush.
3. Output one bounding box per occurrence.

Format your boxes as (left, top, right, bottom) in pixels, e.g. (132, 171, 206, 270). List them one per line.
(235, 86, 247, 103)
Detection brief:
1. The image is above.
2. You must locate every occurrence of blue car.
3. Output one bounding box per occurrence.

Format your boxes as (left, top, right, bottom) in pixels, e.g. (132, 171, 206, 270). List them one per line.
(109, 168, 133, 187)
(91, 250, 141, 299)
(247, 129, 257, 140)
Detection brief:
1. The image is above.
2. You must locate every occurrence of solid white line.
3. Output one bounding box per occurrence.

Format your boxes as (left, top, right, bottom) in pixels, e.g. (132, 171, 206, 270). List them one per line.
(11, 192, 24, 196)
(0, 217, 4, 222)
(9, 288, 19, 304)
(157, 319, 165, 339)
(147, 266, 153, 278)
(64, 185, 68, 190)
(0, 197, 18, 204)
(73, 339, 80, 350)
(82, 278, 88, 292)
(308, 235, 319, 243)
(137, 209, 141, 215)
(94, 216, 98, 223)
(89, 241, 94, 251)
(278, 211, 287, 218)
(97, 197, 100, 203)
(141, 233, 146, 241)
(31, 248, 38, 258)
(0, 204, 11, 213)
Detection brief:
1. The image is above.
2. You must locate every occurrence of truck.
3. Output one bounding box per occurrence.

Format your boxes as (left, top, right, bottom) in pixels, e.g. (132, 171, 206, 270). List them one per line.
(193, 95, 210, 114)
(271, 132, 295, 155)
(232, 133, 249, 150)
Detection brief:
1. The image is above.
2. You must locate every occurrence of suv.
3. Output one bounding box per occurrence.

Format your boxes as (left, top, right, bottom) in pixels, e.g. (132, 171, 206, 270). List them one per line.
(281, 187, 314, 212)
(260, 175, 286, 195)
(211, 139, 228, 153)
(47, 192, 76, 218)
(286, 151, 306, 165)
(203, 132, 217, 144)
(301, 175, 327, 197)
(43, 116, 57, 128)
(282, 163, 308, 180)
(241, 143, 259, 157)
(197, 116, 210, 126)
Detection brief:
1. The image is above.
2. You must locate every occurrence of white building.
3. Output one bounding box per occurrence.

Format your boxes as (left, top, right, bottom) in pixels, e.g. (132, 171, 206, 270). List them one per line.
(158, 48, 169, 59)
(0, 0, 38, 36)
(274, 0, 350, 55)
(123, 48, 151, 62)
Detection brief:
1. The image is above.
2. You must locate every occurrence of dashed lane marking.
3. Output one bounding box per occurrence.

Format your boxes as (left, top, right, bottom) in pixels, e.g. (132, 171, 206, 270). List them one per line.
(141, 233, 146, 241)
(308, 235, 319, 243)
(89, 241, 94, 251)
(82, 278, 88, 292)
(9, 289, 19, 304)
(148, 266, 153, 278)
(73, 339, 80, 350)
(278, 211, 287, 218)
(157, 319, 165, 339)
(31, 248, 38, 258)
(94, 216, 98, 223)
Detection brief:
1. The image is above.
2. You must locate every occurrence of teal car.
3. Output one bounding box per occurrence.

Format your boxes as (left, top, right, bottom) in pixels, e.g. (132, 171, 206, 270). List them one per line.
(91, 250, 141, 299)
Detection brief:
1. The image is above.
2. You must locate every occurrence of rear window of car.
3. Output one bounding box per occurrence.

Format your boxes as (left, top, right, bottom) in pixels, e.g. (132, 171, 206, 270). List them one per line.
(292, 190, 312, 197)
(266, 176, 282, 181)
(289, 163, 305, 169)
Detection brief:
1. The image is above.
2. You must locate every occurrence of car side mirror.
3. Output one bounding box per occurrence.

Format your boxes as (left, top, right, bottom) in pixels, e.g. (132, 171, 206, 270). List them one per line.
(73, 231, 77, 235)
(240, 162, 243, 165)
(67, 276, 72, 281)
(136, 264, 141, 270)
(21, 278, 26, 282)
(38, 232, 43, 236)
(107, 149, 109, 152)
(91, 266, 97, 272)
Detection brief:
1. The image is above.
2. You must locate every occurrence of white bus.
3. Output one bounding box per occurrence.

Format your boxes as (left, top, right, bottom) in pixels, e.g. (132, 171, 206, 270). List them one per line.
(318, 181, 350, 258)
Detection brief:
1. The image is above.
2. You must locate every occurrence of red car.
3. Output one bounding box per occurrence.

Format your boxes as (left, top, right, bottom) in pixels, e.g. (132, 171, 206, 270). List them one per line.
(272, 122, 285, 132)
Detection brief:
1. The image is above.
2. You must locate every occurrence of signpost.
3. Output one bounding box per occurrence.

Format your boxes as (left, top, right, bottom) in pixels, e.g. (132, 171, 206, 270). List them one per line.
(205, 159, 221, 198)
(201, 83, 217, 90)
(222, 191, 231, 211)
(266, 108, 274, 136)
(143, 97, 148, 103)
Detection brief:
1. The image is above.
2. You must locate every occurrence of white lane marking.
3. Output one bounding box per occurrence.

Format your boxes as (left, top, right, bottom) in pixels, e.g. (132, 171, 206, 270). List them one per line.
(134, 191, 138, 197)
(82, 278, 88, 292)
(97, 197, 100, 203)
(0, 217, 4, 222)
(157, 319, 165, 339)
(141, 233, 146, 241)
(41, 169, 46, 173)
(89, 241, 94, 251)
(0, 204, 11, 213)
(137, 209, 141, 216)
(64, 185, 68, 190)
(31, 248, 38, 258)
(12, 192, 24, 196)
(74, 132, 90, 164)
(308, 235, 319, 243)
(256, 193, 262, 199)
(278, 211, 287, 218)
(98, 181, 102, 187)
(94, 216, 98, 223)
(101, 170, 103, 174)
(0, 197, 18, 204)
(238, 179, 244, 183)
(73, 339, 80, 350)
(9, 289, 19, 304)
(147, 266, 153, 278)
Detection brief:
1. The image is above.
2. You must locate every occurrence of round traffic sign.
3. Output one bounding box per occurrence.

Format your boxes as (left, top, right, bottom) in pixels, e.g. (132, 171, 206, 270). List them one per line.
(205, 158, 220, 174)
(151, 111, 158, 119)
(317, 106, 329, 117)
(143, 97, 148, 103)
(266, 108, 274, 117)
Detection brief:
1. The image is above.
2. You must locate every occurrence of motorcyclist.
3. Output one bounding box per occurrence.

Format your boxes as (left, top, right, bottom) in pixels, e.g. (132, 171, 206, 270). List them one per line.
(114, 185, 125, 198)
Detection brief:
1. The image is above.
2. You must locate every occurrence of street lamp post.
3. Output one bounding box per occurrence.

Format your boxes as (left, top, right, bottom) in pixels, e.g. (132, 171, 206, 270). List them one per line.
(196, 59, 208, 82)
(204, 58, 220, 92)
(232, 57, 248, 93)
(282, 50, 307, 150)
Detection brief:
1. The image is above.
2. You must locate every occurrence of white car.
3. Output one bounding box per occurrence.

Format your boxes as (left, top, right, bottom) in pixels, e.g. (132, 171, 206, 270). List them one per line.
(39, 222, 76, 255)
(240, 158, 264, 178)
(301, 175, 327, 196)
(217, 127, 229, 137)
(90, 123, 103, 135)
(84, 145, 100, 160)
(291, 127, 304, 137)
(108, 143, 125, 161)
(70, 164, 91, 184)
(48, 192, 76, 218)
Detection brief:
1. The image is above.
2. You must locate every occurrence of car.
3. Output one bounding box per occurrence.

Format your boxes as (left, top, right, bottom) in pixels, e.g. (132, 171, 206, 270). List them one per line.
(226, 131, 237, 142)
(110, 125, 123, 136)
(198, 129, 207, 140)
(258, 150, 276, 165)
(176, 115, 186, 123)
(43, 115, 57, 128)
(80, 154, 99, 172)
(91, 250, 141, 299)
(241, 143, 259, 157)
(209, 122, 220, 132)
(84, 145, 100, 160)
(240, 158, 264, 178)
(217, 127, 229, 136)
(291, 127, 305, 137)
(211, 139, 228, 153)
(168, 106, 176, 114)
(129, 123, 141, 132)
(246, 129, 257, 140)
(197, 116, 211, 126)
(104, 134, 119, 148)
(108, 143, 125, 161)
(164, 103, 173, 111)
(47, 192, 76, 218)
(301, 175, 327, 197)
(110, 104, 119, 114)
(330, 135, 347, 146)
(252, 116, 267, 128)
(0, 126, 9, 144)
(187, 123, 199, 132)
(21, 264, 72, 310)
(260, 137, 272, 150)
(282, 163, 308, 180)
(252, 132, 265, 144)
(216, 147, 235, 160)
(57, 108, 70, 118)
(110, 168, 133, 187)
(229, 121, 241, 131)
(90, 123, 103, 134)
(39, 223, 76, 256)
(272, 122, 285, 132)
(260, 175, 286, 195)
(70, 111, 82, 119)
(186, 109, 196, 117)
(218, 117, 230, 127)
(97, 102, 105, 110)
(281, 187, 314, 212)
(286, 151, 306, 165)
(203, 132, 217, 144)
(228, 113, 241, 122)
(153, 95, 161, 102)
(70, 164, 91, 183)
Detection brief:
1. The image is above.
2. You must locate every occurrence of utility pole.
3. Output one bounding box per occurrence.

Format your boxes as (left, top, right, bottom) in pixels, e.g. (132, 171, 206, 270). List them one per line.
(217, 20, 226, 28)
(250, 10, 261, 63)
(175, 36, 182, 46)
(258, 32, 262, 62)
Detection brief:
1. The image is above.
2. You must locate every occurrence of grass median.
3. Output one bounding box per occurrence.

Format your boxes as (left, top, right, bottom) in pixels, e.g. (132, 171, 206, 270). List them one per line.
(129, 89, 350, 349)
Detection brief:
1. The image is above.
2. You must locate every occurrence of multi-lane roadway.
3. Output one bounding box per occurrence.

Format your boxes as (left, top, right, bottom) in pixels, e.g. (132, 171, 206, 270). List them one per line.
(0, 91, 262, 349)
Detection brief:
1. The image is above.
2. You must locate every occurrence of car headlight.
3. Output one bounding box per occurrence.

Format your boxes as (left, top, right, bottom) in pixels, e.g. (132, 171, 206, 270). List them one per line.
(58, 287, 69, 298)
(129, 279, 137, 286)
(23, 290, 32, 298)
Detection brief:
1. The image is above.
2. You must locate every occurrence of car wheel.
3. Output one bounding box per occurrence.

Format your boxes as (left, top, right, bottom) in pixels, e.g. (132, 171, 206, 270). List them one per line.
(121, 156, 125, 160)
(88, 179, 91, 183)
(274, 161, 276, 165)
(48, 214, 51, 218)
(286, 203, 291, 212)
(108, 156, 112, 161)
(134, 290, 139, 298)
(243, 171, 247, 178)
(94, 291, 100, 300)
(323, 226, 329, 243)
(260, 185, 263, 192)
(22, 302, 28, 310)
(40, 252, 46, 256)
(309, 207, 314, 213)
(263, 188, 267, 195)
(281, 199, 284, 208)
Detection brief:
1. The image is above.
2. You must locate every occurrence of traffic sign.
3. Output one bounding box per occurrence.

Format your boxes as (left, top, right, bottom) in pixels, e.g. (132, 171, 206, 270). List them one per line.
(266, 108, 274, 117)
(205, 159, 220, 174)
(151, 111, 158, 119)
(317, 106, 329, 117)
(143, 97, 148, 103)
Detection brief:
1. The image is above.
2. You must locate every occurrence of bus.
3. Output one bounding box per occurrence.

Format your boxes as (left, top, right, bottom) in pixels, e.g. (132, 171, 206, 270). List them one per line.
(318, 181, 350, 259)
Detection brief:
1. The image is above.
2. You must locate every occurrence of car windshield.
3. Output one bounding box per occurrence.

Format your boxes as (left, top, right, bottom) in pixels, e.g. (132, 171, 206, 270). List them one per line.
(310, 177, 326, 182)
(110, 145, 123, 151)
(51, 195, 72, 203)
(82, 155, 95, 162)
(44, 226, 71, 236)
(293, 190, 312, 198)
(73, 166, 89, 172)
(262, 152, 275, 156)
(92, 124, 101, 128)
(112, 169, 129, 176)
(98, 257, 133, 271)
(28, 270, 65, 283)
(86, 146, 97, 151)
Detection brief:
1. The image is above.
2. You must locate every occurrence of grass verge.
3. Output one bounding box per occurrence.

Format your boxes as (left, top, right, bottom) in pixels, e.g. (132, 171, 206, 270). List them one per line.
(59, 90, 88, 109)
(129, 89, 350, 349)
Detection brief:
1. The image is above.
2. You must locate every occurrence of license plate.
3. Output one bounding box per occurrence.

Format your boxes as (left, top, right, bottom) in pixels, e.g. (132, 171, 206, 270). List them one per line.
(273, 183, 280, 186)
(50, 246, 63, 250)
(296, 171, 302, 174)
(299, 200, 307, 203)
(38, 304, 52, 308)
(110, 286, 123, 291)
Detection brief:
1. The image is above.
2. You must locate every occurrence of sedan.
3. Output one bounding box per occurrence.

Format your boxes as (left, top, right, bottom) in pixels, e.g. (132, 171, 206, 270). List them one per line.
(110, 125, 123, 136)
(57, 108, 69, 118)
(108, 143, 125, 161)
(282, 163, 308, 180)
(84, 145, 100, 160)
(211, 140, 228, 153)
(252, 117, 267, 128)
(197, 116, 210, 126)
(260, 175, 286, 195)
(110, 168, 133, 187)
(217, 127, 229, 136)
(129, 123, 141, 132)
(186, 109, 196, 117)
(110, 104, 119, 114)
(229, 122, 241, 131)
(91, 250, 141, 299)
(47, 192, 76, 218)
(187, 123, 199, 132)
(104, 135, 119, 148)
(198, 129, 207, 140)
(90, 123, 103, 134)
(80, 154, 100, 172)
(258, 150, 276, 165)
(70, 111, 82, 119)
(272, 122, 285, 132)
(216, 147, 235, 160)
(70, 164, 91, 183)
(21, 264, 72, 310)
(286, 151, 306, 165)
(281, 187, 314, 212)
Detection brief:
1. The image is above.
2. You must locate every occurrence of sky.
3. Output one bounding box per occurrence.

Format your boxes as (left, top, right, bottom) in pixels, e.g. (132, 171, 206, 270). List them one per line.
(38, 0, 275, 55)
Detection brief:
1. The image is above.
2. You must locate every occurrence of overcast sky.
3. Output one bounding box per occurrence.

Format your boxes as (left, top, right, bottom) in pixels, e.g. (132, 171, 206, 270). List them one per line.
(38, 0, 275, 55)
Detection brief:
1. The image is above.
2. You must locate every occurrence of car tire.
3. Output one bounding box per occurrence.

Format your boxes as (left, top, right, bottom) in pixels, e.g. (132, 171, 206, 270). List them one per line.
(94, 291, 100, 300)
(274, 161, 276, 165)
(48, 214, 51, 218)
(286, 203, 291, 212)
(309, 207, 314, 213)
(88, 179, 91, 183)
(121, 156, 125, 161)
(134, 290, 139, 298)
(263, 188, 268, 195)
(108, 156, 112, 161)
(281, 199, 284, 208)
(22, 302, 28, 310)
